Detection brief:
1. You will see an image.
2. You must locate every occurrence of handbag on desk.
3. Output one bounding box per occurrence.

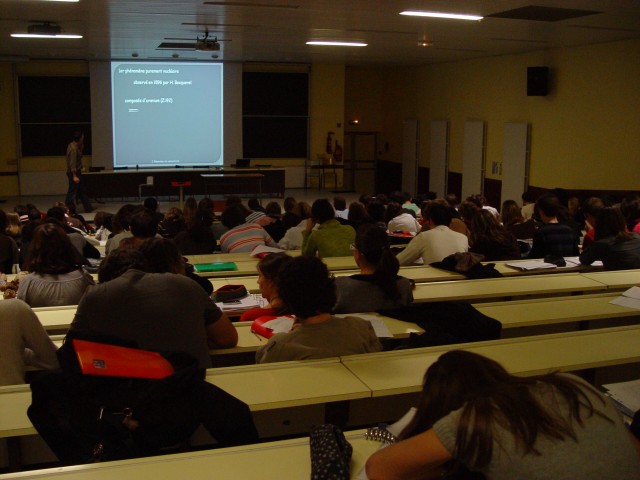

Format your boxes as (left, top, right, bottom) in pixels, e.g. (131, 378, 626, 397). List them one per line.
(310, 424, 353, 480)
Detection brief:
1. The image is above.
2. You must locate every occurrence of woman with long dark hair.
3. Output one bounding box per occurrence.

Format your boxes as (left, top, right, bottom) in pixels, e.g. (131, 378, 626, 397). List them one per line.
(579, 206, 640, 270)
(366, 350, 640, 479)
(333, 224, 413, 313)
(17, 223, 95, 307)
(469, 208, 521, 261)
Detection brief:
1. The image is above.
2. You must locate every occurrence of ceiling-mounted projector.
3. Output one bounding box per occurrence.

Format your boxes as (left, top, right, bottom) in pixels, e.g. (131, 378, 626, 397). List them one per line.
(196, 38, 220, 51)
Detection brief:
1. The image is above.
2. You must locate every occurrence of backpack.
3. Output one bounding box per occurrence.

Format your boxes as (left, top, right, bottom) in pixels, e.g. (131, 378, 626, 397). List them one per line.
(28, 332, 258, 464)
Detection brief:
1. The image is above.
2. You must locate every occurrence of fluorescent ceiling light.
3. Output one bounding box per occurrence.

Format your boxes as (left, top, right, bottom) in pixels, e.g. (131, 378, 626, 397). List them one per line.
(11, 33, 82, 38)
(306, 41, 367, 47)
(43, 0, 80, 2)
(400, 11, 483, 21)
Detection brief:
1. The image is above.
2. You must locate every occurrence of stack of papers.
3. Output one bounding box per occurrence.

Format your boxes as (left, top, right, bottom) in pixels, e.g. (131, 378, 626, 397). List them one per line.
(215, 294, 262, 312)
(506, 261, 557, 271)
(610, 286, 640, 310)
(603, 379, 640, 417)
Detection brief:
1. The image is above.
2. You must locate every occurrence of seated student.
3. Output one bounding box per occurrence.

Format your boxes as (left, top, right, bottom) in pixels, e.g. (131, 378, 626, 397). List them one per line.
(301, 199, 356, 258)
(396, 202, 469, 266)
(333, 196, 349, 221)
(173, 204, 217, 255)
(0, 299, 59, 386)
(528, 193, 579, 259)
(255, 256, 382, 363)
(621, 195, 640, 234)
(104, 204, 138, 255)
(92, 211, 112, 242)
(159, 207, 186, 240)
(219, 204, 277, 253)
(261, 201, 287, 243)
(468, 209, 521, 261)
(501, 199, 538, 240)
(0, 209, 19, 274)
(581, 197, 605, 249)
(386, 202, 421, 234)
(117, 208, 160, 250)
(240, 252, 293, 322)
(5, 211, 23, 247)
(347, 201, 372, 231)
(278, 201, 312, 250)
(17, 223, 95, 307)
(402, 192, 421, 217)
(69, 242, 238, 369)
(138, 237, 214, 296)
(334, 225, 413, 313)
(365, 350, 640, 480)
(580, 206, 640, 270)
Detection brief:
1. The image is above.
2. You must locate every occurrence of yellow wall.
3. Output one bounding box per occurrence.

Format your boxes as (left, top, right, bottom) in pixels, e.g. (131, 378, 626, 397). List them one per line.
(345, 39, 640, 191)
(309, 63, 345, 160)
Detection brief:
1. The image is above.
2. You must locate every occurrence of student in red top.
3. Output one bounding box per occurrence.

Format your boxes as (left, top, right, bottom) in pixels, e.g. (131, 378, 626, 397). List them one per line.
(239, 253, 293, 323)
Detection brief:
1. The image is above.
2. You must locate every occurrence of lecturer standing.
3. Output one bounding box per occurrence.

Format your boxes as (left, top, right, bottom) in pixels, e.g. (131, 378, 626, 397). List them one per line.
(65, 130, 93, 213)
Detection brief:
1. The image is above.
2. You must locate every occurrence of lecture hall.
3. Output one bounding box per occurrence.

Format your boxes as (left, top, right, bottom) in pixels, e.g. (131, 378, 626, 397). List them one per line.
(1, 1, 640, 478)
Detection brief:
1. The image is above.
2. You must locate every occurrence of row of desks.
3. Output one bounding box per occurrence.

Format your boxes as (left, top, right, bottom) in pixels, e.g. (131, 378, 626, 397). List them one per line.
(32, 270, 640, 336)
(2, 324, 640, 439)
(0, 429, 378, 480)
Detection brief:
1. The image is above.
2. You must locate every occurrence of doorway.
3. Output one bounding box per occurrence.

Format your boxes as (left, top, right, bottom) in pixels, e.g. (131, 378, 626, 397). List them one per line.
(343, 132, 378, 194)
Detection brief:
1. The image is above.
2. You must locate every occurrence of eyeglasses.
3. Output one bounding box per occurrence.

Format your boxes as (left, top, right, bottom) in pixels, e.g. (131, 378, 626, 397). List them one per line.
(349, 243, 357, 251)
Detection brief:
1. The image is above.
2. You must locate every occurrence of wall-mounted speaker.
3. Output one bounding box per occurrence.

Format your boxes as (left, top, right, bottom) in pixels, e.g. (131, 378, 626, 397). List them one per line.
(527, 66, 549, 96)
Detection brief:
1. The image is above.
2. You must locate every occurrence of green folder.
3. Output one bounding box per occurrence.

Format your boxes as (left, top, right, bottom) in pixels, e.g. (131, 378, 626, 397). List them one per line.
(193, 262, 238, 273)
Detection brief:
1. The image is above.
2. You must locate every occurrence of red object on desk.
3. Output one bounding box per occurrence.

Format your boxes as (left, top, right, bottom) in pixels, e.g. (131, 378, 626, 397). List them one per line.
(170, 181, 192, 187)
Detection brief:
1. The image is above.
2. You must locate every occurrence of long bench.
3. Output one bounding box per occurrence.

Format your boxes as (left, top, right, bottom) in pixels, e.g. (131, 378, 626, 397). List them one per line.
(0, 326, 640, 479)
(0, 429, 378, 480)
(3, 325, 640, 442)
(32, 272, 628, 334)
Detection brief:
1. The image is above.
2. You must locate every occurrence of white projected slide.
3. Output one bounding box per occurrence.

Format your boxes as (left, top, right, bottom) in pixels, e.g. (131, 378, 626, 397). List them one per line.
(111, 62, 223, 168)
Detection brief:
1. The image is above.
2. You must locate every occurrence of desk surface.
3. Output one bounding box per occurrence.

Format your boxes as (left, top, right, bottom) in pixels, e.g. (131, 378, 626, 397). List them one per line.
(0, 429, 377, 480)
(413, 273, 606, 302)
(342, 325, 640, 397)
(580, 270, 640, 289)
(201, 173, 265, 178)
(474, 292, 640, 328)
(205, 358, 370, 411)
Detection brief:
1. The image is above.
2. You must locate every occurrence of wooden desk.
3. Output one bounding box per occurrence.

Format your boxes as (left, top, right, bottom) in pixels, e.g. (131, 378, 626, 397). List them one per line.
(474, 292, 640, 329)
(412, 273, 606, 303)
(201, 173, 264, 198)
(580, 270, 640, 290)
(33, 306, 77, 333)
(206, 359, 370, 412)
(83, 168, 285, 199)
(0, 429, 378, 480)
(341, 325, 640, 398)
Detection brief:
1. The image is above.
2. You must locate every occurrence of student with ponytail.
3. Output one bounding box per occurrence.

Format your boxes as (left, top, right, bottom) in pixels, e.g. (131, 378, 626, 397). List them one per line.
(333, 224, 413, 313)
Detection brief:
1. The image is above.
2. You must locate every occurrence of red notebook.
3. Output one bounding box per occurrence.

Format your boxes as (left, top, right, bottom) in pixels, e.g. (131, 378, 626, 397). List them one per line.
(73, 339, 175, 379)
(250, 315, 295, 339)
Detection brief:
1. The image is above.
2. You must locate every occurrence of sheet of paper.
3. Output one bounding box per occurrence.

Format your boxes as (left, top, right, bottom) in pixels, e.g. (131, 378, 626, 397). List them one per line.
(603, 379, 640, 417)
(506, 261, 557, 271)
(262, 316, 295, 334)
(335, 313, 393, 338)
(609, 286, 640, 310)
(250, 245, 285, 257)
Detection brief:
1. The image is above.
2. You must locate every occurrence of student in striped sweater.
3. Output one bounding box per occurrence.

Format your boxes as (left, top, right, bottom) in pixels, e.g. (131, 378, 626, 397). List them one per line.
(219, 204, 277, 253)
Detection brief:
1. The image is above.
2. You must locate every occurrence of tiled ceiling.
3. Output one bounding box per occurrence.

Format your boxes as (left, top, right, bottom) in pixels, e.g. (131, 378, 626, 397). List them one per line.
(0, 1, 639, 65)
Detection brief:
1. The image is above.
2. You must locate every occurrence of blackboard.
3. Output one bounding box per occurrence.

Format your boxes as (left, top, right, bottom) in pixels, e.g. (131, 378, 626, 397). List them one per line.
(242, 71, 308, 158)
(18, 76, 91, 156)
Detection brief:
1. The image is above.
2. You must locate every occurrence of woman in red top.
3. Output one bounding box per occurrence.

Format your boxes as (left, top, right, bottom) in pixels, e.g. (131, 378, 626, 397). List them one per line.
(240, 253, 293, 322)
